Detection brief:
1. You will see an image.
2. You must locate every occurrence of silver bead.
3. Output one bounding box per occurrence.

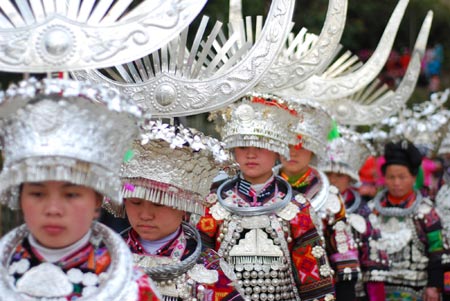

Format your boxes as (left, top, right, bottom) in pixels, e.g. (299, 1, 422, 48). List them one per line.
(245, 287, 253, 294)
(243, 271, 251, 279)
(251, 279, 258, 286)
(244, 280, 251, 286)
(270, 271, 278, 278)
(261, 286, 267, 293)
(251, 293, 259, 301)
(260, 293, 268, 301)
(267, 293, 275, 301)
(268, 286, 275, 293)
(251, 271, 258, 279)
(258, 271, 265, 278)
(253, 286, 261, 294)
(272, 279, 279, 286)
(236, 272, 242, 279)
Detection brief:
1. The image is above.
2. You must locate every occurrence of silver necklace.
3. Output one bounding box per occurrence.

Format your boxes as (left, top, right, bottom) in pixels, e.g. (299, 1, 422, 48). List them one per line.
(217, 176, 292, 216)
(133, 222, 202, 281)
(373, 189, 422, 217)
(0, 222, 138, 301)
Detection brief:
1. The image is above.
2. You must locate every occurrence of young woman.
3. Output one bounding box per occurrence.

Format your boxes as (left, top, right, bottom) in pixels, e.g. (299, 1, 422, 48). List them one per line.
(0, 79, 160, 301)
(106, 121, 243, 301)
(371, 141, 447, 301)
(320, 131, 389, 301)
(197, 94, 336, 301)
(278, 99, 360, 300)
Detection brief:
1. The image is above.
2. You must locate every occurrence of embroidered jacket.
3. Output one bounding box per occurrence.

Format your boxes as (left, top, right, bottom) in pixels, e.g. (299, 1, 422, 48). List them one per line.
(343, 188, 389, 300)
(8, 236, 160, 301)
(125, 225, 243, 301)
(370, 190, 447, 291)
(282, 168, 361, 282)
(197, 176, 336, 301)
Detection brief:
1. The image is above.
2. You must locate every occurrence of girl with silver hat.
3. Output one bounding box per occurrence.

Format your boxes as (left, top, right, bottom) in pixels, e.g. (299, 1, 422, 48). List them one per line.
(319, 128, 389, 301)
(369, 140, 447, 301)
(106, 121, 244, 301)
(197, 93, 336, 301)
(277, 98, 360, 300)
(0, 79, 161, 301)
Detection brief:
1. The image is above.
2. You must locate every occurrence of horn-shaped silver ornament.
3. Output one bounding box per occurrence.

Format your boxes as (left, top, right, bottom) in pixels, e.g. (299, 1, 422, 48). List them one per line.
(72, 0, 296, 117)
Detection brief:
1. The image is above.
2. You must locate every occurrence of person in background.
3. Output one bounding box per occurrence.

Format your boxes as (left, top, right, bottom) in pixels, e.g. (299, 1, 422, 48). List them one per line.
(319, 129, 389, 301)
(369, 140, 448, 301)
(278, 100, 360, 300)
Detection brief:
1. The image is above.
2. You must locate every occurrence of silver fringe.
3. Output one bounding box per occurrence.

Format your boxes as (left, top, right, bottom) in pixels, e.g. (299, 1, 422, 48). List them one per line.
(0, 157, 122, 210)
(106, 178, 206, 217)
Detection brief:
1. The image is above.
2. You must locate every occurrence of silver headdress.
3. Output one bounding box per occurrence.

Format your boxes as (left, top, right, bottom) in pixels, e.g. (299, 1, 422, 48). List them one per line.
(276, 0, 410, 100)
(362, 89, 450, 156)
(210, 93, 299, 159)
(0, 78, 142, 209)
(319, 129, 373, 183)
(108, 121, 230, 217)
(0, 0, 207, 72)
(72, 0, 296, 117)
(289, 98, 333, 163)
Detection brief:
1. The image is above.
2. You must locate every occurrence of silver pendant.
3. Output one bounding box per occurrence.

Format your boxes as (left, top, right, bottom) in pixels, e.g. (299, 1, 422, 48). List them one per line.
(16, 262, 73, 298)
(348, 213, 367, 234)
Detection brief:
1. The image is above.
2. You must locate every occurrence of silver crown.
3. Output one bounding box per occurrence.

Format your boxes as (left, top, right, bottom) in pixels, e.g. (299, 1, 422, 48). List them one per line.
(211, 93, 299, 159)
(319, 129, 372, 183)
(107, 121, 229, 217)
(290, 98, 333, 163)
(0, 0, 207, 72)
(71, 0, 296, 117)
(0, 78, 141, 209)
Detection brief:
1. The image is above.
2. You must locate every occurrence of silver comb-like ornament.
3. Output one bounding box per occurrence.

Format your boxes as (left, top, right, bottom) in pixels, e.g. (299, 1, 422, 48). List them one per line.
(0, 0, 207, 72)
(72, 0, 296, 117)
(316, 11, 433, 125)
(277, 0, 410, 101)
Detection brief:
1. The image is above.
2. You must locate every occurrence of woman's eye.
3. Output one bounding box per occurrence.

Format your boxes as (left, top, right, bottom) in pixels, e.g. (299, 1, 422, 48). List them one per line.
(29, 192, 43, 197)
(66, 192, 80, 198)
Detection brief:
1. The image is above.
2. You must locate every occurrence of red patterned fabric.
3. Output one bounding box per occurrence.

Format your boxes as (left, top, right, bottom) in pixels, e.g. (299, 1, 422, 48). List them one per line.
(9, 236, 161, 300)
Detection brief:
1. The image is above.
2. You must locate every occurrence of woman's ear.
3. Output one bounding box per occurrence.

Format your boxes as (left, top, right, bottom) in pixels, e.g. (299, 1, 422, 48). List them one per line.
(94, 193, 103, 219)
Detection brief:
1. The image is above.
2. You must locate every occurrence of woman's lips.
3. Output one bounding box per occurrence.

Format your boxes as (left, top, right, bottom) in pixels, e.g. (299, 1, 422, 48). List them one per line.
(42, 225, 65, 235)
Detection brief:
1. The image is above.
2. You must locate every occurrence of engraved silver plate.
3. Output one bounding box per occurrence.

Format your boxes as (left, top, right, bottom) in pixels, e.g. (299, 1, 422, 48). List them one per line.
(187, 264, 219, 284)
(0, 0, 207, 72)
(240, 215, 271, 229)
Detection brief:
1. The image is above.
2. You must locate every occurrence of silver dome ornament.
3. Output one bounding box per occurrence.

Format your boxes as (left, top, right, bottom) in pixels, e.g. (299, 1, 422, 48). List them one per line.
(106, 122, 230, 217)
(0, 78, 142, 209)
(211, 93, 299, 160)
(277, 0, 410, 101)
(319, 128, 373, 183)
(72, 0, 296, 117)
(311, 11, 433, 125)
(0, 0, 207, 72)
